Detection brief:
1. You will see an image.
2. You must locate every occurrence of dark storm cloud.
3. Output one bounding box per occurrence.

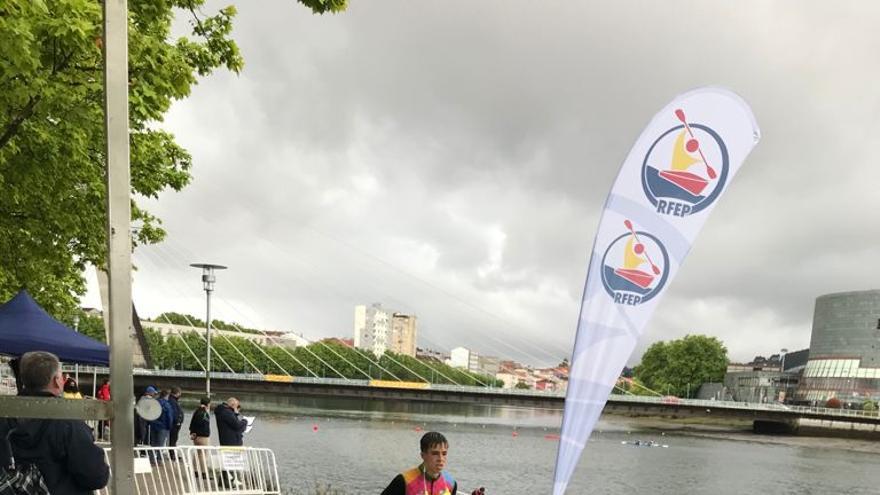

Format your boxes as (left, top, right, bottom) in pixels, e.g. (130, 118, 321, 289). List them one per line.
(86, 1, 880, 366)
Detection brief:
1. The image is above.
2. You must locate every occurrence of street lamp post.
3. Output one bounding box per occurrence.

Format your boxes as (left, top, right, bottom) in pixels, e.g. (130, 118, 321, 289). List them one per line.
(779, 348, 789, 403)
(72, 314, 80, 384)
(190, 263, 227, 398)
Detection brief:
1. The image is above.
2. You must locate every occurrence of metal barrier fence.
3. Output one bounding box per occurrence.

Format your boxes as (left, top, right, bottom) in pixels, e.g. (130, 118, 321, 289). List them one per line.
(96, 446, 280, 495)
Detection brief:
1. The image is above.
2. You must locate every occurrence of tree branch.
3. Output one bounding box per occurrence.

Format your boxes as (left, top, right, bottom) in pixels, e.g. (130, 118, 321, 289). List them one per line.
(0, 95, 41, 150)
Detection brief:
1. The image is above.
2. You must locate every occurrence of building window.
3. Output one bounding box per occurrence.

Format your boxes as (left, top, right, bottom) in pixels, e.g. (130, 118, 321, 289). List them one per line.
(877, 318, 880, 330)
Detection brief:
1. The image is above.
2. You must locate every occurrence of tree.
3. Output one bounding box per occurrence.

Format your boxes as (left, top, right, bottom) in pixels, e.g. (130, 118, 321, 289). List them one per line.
(633, 334, 728, 398)
(0, 0, 346, 318)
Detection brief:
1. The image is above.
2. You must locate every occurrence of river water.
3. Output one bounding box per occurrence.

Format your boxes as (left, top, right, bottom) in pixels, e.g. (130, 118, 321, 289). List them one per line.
(206, 400, 880, 494)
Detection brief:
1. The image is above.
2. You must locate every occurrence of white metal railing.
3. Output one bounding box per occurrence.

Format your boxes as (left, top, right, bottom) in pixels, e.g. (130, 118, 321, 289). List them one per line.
(96, 446, 280, 495)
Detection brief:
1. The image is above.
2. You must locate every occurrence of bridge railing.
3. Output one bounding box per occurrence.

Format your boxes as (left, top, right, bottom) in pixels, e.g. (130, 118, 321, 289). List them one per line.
(96, 445, 280, 495)
(606, 394, 880, 420)
(62, 366, 879, 421)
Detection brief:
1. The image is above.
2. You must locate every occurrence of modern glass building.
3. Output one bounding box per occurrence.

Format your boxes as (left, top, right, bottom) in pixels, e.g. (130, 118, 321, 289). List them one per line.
(796, 289, 880, 404)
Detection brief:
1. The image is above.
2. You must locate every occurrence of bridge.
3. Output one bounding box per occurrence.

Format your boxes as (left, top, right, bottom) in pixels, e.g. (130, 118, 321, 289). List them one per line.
(66, 366, 880, 433)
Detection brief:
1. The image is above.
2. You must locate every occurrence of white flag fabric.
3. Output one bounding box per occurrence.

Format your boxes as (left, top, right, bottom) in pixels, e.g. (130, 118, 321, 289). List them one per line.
(552, 87, 760, 493)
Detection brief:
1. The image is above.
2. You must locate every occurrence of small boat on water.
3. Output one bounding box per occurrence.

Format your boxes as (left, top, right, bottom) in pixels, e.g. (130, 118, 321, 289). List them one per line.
(621, 440, 669, 448)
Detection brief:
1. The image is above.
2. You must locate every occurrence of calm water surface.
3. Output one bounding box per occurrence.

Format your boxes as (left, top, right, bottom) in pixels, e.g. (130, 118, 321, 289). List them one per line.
(197, 400, 880, 494)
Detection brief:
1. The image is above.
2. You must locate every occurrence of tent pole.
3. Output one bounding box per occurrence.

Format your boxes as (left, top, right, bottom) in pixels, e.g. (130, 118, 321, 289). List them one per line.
(104, 0, 135, 493)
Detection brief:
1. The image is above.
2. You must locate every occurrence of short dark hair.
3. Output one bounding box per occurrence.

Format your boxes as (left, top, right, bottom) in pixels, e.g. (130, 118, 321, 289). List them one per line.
(199, 397, 211, 406)
(171, 386, 181, 395)
(420, 432, 448, 453)
(63, 377, 79, 393)
(19, 351, 61, 391)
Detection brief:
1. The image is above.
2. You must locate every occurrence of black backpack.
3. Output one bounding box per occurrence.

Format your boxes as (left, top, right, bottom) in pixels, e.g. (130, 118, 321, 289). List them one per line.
(0, 421, 49, 495)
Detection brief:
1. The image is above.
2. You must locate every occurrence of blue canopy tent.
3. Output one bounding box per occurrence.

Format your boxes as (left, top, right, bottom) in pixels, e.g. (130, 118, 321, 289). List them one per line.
(0, 290, 109, 366)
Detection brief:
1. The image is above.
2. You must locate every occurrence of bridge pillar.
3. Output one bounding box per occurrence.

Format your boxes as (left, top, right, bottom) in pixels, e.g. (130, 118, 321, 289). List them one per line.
(753, 419, 799, 435)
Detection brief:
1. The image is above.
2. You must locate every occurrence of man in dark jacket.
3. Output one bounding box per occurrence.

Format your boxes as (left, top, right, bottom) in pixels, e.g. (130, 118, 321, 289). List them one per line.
(0, 351, 109, 495)
(167, 387, 184, 449)
(148, 389, 174, 448)
(215, 397, 247, 446)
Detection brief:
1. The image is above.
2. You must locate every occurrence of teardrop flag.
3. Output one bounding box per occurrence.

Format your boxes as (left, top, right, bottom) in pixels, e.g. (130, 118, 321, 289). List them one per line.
(552, 87, 760, 493)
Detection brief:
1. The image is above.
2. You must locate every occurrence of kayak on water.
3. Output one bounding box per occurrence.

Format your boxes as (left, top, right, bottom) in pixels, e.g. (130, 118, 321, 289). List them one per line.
(620, 440, 669, 448)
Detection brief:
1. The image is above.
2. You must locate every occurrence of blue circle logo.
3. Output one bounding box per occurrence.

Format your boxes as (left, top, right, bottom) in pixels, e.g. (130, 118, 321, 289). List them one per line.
(600, 220, 670, 305)
(641, 110, 729, 217)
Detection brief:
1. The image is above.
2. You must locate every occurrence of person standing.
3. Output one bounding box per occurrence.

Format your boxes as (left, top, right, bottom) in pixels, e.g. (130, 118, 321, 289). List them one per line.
(189, 397, 211, 446)
(381, 432, 458, 495)
(168, 387, 184, 449)
(0, 351, 109, 494)
(215, 398, 247, 446)
(148, 390, 174, 449)
(95, 379, 111, 402)
(62, 377, 83, 399)
(189, 397, 211, 476)
(214, 398, 248, 488)
(95, 379, 111, 441)
(134, 386, 157, 446)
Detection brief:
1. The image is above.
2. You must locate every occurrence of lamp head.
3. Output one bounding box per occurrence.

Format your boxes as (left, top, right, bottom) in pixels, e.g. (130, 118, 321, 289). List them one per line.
(190, 263, 227, 292)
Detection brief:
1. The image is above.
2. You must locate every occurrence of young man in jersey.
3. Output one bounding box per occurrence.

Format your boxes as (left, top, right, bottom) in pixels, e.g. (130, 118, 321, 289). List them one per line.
(382, 431, 457, 495)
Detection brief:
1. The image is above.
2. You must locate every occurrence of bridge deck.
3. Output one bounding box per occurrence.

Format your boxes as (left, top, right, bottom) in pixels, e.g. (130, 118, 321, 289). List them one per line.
(66, 366, 880, 426)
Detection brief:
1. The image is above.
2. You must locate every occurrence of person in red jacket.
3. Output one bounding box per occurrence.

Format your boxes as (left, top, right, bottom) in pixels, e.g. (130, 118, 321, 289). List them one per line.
(96, 379, 110, 440)
(96, 379, 110, 401)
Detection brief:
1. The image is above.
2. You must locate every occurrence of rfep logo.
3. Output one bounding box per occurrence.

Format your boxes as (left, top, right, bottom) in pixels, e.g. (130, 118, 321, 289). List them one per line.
(600, 220, 669, 306)
(641, 108, 729, 217)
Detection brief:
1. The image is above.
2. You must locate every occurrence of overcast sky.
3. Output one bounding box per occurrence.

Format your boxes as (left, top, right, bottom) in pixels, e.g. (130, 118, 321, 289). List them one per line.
(83, 1, 880, 367)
